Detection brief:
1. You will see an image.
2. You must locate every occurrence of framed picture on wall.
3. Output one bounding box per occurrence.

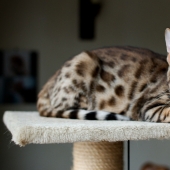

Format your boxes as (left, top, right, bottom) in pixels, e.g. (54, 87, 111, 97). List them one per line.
(0, 50, 38, 104)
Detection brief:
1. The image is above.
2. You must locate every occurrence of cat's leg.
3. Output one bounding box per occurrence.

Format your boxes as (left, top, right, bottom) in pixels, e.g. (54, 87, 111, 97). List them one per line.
(129, 89, 170, 122)
(140, 95, 170, 122)
(143, 106, 170, 123)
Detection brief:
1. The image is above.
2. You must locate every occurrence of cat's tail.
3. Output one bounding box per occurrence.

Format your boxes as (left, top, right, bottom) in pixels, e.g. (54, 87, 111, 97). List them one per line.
(57, 108, 132, 121)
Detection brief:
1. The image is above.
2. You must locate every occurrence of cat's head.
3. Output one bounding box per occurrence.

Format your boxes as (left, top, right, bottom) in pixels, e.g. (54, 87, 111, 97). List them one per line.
(165, 28, 170, 65)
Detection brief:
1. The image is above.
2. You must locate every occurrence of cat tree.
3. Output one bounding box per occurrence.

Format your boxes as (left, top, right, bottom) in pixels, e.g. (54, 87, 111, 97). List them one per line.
(3, 111, 170, 170)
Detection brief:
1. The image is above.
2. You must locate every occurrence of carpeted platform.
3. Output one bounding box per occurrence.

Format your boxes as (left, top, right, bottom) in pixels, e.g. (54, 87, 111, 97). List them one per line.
(3, 111, 170, 146)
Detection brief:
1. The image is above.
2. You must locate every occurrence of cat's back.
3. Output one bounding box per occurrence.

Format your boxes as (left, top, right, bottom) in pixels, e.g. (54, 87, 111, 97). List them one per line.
(91, 46, 167, 82)
(92, 46, 166, 65)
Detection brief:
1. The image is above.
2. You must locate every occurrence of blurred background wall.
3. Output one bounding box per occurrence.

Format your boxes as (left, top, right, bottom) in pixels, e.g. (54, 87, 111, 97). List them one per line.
(1, 0, 170, 170)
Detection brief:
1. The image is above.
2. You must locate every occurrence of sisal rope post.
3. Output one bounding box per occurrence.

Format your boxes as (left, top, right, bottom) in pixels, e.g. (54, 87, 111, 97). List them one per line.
(73, 141, 123, 170)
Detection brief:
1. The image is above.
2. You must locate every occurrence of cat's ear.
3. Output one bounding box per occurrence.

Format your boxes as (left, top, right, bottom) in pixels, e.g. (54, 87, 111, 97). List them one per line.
(165, 28, 170, 53)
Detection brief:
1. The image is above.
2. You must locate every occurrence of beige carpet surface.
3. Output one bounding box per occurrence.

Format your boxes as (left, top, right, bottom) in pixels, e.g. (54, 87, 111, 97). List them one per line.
(3, 111, 170, 146)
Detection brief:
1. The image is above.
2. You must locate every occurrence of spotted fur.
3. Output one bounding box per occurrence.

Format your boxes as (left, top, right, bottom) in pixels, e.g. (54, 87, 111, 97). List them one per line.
(37, 46, 170, 122)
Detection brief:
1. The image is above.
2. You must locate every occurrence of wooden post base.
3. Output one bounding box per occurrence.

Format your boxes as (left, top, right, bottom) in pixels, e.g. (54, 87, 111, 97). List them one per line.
(73, 141, 123, 170)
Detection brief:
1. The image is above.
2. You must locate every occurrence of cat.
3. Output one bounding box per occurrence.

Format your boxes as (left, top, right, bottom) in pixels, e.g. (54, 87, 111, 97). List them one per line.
(37, 28, 170, 122)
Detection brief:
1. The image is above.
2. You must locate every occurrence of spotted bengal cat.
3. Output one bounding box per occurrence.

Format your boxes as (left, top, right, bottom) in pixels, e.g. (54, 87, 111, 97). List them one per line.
(37, 28, 170, 122)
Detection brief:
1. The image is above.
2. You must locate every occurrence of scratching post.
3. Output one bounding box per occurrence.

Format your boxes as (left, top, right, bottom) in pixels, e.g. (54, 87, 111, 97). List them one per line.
(73, 141, 123, 170)
(3, 111, 170, 170)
